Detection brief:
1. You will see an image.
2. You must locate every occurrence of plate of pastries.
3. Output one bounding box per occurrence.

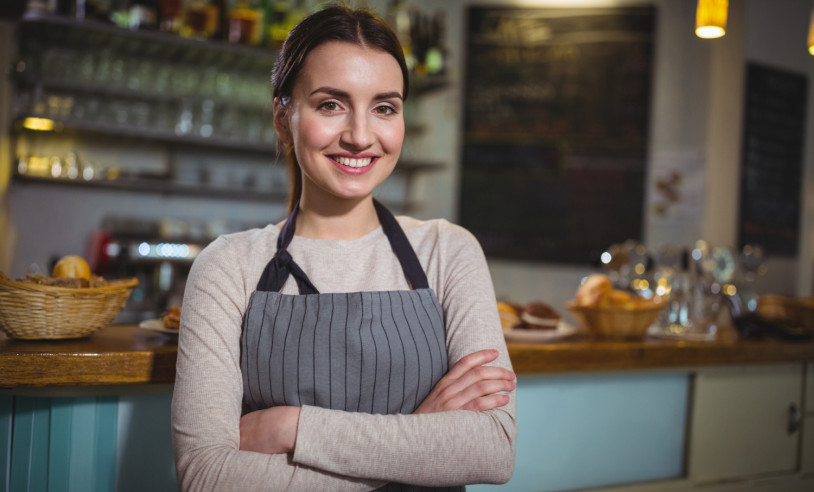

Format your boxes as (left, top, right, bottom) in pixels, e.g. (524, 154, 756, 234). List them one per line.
(139, 306, 181, 335)
(498, 300, 579, 342)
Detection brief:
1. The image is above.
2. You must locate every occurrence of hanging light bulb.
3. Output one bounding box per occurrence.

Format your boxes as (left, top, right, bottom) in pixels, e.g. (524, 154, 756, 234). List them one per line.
(808, 8, 814, 55)
(696, 0, 728, 39)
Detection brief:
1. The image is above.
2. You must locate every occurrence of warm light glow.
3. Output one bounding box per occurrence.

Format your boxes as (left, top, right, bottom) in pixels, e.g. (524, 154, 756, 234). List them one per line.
(696, 0, 728, 39)
(22, 117, 55, 131)
(808, 9, 814, 55)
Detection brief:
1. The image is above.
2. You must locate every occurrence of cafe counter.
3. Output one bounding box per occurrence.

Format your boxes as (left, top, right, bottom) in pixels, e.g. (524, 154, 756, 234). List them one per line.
(1, 324, 814, 388)
(2, 325, 814, 492)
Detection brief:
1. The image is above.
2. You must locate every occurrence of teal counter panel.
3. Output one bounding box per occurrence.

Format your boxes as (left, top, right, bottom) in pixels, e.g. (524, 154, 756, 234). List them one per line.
(471, 372, 690, 492)
(1, 396, 12, 492)
(7, 396, 118, 492)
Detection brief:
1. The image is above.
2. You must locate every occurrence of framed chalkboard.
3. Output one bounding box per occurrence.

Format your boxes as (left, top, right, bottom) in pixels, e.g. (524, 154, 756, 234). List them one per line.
(737, 63, 807, 256)
(459, 6, 655, 264)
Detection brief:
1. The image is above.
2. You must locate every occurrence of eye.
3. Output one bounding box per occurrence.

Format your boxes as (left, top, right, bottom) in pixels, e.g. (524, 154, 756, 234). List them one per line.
(374, 104, 398, 115)
(318, 101, 340, 112)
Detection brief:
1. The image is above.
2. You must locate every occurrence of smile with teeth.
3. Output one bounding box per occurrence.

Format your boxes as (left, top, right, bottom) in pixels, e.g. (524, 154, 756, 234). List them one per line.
(333, 156, 374, 168)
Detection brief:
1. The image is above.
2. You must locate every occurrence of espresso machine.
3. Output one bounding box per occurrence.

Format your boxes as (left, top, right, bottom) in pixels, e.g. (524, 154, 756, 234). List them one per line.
(88, 216, 211, 323)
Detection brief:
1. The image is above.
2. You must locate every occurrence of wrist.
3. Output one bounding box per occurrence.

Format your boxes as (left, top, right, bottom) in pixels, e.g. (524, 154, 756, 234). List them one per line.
(286, 406, 301, 453)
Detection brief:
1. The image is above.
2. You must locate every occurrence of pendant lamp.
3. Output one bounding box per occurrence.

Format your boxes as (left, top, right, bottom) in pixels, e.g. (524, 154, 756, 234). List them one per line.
(808, 8, 814, 55)
(696, 0, 728, 39)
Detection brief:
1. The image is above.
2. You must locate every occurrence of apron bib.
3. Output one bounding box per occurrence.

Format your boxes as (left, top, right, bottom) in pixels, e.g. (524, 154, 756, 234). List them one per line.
(241, 200, 462, 492)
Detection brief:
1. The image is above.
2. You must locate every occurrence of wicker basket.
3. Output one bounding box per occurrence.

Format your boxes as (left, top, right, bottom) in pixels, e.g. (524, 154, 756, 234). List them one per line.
(0, 276, 138, 339)
(567, 301, 665, 340)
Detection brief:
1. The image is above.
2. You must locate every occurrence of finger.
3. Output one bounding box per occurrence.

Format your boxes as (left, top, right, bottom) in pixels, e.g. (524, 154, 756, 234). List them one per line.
(445, 378, 515, 410)
(445, 349, 500, 379)
(461, 393, 512, 412)
(440, 365, 515, 397)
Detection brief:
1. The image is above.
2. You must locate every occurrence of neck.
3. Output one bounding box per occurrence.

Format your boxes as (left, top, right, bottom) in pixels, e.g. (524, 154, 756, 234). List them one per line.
(294, 194, 380, 240)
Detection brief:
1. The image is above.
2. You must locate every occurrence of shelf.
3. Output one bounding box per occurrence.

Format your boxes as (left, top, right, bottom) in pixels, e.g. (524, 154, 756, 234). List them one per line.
(13, 173, 286, 203)
(410, 74, 449, 97)
(18, 12, 276, 71)
(17, 13, 447, 96)
(18, 13, 448, 85)
(13, 75, 270, 114)
(12, 170, 439, 211)
(14, 116, 277, 155)
(11, 12, 448, 210)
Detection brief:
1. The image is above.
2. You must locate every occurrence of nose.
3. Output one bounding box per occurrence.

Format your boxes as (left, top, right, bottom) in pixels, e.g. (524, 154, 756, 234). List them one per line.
(341, 112, 373, 149)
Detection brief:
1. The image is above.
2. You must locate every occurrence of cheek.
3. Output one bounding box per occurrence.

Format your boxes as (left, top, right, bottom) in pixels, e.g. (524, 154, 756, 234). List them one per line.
(290, 113, 338, 152)
(379, 121, 405, 153)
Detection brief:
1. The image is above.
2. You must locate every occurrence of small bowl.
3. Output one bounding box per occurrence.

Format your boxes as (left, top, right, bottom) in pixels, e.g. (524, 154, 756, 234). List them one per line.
(567, 300, 665, 340)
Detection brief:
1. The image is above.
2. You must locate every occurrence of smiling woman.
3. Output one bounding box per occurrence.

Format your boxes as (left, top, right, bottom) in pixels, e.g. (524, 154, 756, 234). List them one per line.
(171, 5, 517, 492)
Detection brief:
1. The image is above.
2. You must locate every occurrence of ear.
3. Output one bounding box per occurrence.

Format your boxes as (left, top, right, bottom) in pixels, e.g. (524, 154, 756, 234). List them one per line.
(273, 98, 291, 145)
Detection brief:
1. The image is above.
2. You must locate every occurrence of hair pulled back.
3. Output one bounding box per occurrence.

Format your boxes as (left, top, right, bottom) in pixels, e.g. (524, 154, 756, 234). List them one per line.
(271, 5, 410, 213)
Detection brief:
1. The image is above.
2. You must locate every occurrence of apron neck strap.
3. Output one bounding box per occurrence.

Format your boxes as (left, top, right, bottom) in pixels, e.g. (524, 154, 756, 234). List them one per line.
(256, 199, 429, 293)
(373, 199, 429, 290)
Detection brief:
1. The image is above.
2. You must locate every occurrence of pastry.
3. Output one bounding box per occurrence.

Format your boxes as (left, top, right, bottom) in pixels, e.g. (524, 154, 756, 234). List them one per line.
(575, 274, 613, 306)
(521, 301, 561, 330)
(497, 301, 521, 330)
(162, 306, 181, 330)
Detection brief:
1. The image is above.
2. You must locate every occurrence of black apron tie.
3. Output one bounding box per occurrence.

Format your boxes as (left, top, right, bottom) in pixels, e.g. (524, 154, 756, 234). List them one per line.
(256, 199, 428, 293)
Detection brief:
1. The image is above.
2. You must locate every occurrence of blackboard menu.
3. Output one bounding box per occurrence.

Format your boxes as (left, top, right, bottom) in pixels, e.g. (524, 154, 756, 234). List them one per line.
(459, 6, 655, 264)
(738, 63, 807, 256)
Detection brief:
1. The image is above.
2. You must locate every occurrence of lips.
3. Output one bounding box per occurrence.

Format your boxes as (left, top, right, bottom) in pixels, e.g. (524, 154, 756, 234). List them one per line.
(334, 156, 373, 168)
(330, 155, 377, 175)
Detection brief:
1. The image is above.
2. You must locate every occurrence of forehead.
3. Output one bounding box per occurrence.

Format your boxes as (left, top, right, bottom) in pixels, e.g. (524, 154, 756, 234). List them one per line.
(296, 41, 404, 96)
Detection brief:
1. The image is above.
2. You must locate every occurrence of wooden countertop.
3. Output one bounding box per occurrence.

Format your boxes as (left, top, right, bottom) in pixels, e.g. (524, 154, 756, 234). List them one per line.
(2, 325, 814, 389)
(508, 327, 814, 374)
(0, 324, 177, 389)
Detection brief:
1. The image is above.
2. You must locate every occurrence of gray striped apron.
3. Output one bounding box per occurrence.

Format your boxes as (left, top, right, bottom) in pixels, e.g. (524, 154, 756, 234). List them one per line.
(241, 200, 463, 491)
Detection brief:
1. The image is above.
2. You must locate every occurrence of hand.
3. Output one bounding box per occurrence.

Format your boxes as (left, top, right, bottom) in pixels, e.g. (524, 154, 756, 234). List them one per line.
(414, 349, 515, 414)
(239, 406, 301, 454)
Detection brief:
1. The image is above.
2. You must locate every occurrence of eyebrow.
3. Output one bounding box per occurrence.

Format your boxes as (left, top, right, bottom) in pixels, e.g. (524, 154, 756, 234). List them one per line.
(310, 86, 403, 101)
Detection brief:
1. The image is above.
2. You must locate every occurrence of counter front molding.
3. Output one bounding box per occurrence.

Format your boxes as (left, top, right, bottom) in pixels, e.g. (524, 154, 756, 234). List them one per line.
(2, 325, 814, 388)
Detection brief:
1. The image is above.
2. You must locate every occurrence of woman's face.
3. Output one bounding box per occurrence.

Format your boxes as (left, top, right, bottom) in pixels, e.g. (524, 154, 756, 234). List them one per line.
(276, 41, 405, 206)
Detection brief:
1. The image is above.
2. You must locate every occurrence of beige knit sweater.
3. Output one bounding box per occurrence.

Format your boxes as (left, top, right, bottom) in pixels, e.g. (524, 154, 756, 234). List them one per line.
(171, 215, 517, 491)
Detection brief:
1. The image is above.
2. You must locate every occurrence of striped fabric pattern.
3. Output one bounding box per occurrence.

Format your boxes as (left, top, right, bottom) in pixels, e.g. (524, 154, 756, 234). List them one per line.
(241, 288, 448, 416)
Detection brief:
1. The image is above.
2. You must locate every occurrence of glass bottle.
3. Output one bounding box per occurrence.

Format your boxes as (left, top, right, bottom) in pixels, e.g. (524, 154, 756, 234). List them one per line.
(182, 0, 212, 39)
(228, 0, 261, 45)
(266, 1, 289, 50)
(129, 0, 159, 30)
(160, 0, 183, 34)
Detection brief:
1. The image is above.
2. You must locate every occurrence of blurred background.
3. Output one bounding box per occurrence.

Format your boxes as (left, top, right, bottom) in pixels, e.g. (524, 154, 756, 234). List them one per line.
(0, 0, 812, 325)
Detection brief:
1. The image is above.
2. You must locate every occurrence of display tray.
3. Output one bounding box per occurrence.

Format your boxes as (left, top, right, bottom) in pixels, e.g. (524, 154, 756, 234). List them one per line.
(503, 321, 579, 343)
(139, 319, 179, 336)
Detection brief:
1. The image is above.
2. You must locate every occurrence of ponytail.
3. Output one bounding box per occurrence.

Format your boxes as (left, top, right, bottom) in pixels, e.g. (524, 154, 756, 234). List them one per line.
(285, 148, 302, 214)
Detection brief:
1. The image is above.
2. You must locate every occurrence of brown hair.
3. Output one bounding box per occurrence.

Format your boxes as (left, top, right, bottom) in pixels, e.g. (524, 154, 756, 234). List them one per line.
(271, 5, 410, 213)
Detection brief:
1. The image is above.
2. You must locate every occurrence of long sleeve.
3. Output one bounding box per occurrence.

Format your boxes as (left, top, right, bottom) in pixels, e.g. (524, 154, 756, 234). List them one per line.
(171, 219, 516, 490)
